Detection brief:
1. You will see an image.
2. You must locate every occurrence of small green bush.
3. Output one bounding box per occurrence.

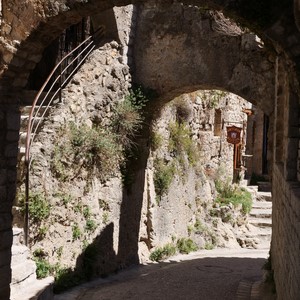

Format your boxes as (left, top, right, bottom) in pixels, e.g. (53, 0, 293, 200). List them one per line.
(149, 243, 177, 262)
(20, 192, 51, 223)
(33, 249, 52, 279)
(85, 219, 97, 232)
(52, 122, 122, 182)
(112, 98, 143, 148)
(204, 242, 214, 250)
(168, 121, 200, 167)
(215, 180, 252, 214)
(83, 206, 91, 219)
(150, 131, 164, 151)
(54, 192, 72, 207)
(153, 159, 176, 199)
(176, 238, 198, 254)
(72, 224, 81, 241)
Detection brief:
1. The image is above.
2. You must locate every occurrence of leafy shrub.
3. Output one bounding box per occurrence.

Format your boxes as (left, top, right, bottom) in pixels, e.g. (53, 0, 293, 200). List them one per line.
(72, 224, 81, 241)
(54, 192, 72, 207)
(150, 131, 164, 151)
(83, 206, 91, 219)
(153, 159, 176, 199)
(168, 121, 200, 167)
(20, 192, 50, 223)
(112, 98, 143, 148)
(176, 238, 198, 254)
(52, 122, 121, 182)
(215, 180, 252, 214)
(149, 243, 177, 262)
(204, 242, 214, 250)
(85, 219, 97, 232)
(33, 249, 52, 279)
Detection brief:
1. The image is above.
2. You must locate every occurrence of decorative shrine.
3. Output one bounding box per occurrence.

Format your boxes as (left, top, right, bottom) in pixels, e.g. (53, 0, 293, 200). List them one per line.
(226, 126, 242, 144)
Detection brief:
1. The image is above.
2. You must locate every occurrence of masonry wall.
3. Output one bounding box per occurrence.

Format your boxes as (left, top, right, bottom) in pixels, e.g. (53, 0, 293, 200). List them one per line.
(0, 103, 19, 299)
(0, 2, 300, 300)
(272, 164, 300, 300)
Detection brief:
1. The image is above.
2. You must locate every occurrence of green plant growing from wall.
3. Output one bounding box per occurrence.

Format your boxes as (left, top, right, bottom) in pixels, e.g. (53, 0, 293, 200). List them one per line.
(54, 192, 72, 208)
(20, 192, 51, 223)
(215, 180, 252, 214)
(102, 212, 109, 224)
(168, 121, 200, 167)
(33, 249, 53, 279)
(112, 98, 143, 149)
(72, 224, 81, 241)
(208, 90, 228, 108)
(149, 243, 177, 262)
(150, 131, 164, 151)
(85, 219, 97, 232)
(153, 159, 176, 202)
(52, 122, 122, 182)
(176, 238, 198, 254)
(83, 206, 91, 219)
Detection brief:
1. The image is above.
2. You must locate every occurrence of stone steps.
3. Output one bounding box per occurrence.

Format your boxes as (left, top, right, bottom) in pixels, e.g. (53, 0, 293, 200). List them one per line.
(256, 191, 272, 202)
(10, 227, 54, 300)
(11, 276, 54, 300)
(252, 201, 272, 210)
(241, 184, 272, 249)
(257, 181, 271, 192)
(250, 208, 272, 218)
(249, 217, 272, 228)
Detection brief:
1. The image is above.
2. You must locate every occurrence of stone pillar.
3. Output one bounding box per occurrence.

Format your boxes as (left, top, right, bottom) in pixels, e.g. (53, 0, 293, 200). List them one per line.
(0, 101, 20, 300)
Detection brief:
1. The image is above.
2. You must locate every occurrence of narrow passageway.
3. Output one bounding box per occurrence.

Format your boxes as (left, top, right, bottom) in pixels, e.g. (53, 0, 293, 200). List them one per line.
(53, 184, 273, 300)
(54, 248, 269, 300)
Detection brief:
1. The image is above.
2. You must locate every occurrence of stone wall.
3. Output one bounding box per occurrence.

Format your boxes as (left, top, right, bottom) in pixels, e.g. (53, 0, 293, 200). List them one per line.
(272, 164, 300, 300)
(0, 103, 19, 299)
(138, 91, 252, 260)
(16, 41, 131, 275)
(133, 3, 275, 115)
(0, 1, 300, 299)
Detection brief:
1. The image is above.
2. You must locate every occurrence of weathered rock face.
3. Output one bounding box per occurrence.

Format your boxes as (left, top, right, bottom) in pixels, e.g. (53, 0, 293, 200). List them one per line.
(1, 2, 300, 300)
(16, 41, 131, 276)
(15, 38, 254, 287)
(138, 91, 253, 261)
(133, 4, 275, 115)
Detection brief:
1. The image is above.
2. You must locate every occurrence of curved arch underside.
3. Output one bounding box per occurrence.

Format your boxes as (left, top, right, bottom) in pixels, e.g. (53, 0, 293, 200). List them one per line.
(0, 0, 280, 114)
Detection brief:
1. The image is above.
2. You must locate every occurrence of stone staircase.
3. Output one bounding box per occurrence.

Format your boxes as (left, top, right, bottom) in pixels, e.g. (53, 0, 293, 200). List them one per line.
(245, 183, 272, 249)
(11, 90, 57, 300)
(18, 90, 57, 163)
(10, 228, 54, 300)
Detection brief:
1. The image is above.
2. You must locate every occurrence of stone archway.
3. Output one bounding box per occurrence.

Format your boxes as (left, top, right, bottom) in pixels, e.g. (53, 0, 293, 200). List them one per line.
(0, 1, 300, 300)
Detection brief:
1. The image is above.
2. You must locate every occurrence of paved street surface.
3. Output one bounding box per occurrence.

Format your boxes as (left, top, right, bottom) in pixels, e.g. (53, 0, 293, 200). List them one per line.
(54, 248, 269, 300)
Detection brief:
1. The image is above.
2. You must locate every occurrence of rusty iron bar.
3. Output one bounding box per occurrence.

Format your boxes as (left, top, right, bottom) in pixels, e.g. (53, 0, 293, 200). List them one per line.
(23, 28, 102, 246)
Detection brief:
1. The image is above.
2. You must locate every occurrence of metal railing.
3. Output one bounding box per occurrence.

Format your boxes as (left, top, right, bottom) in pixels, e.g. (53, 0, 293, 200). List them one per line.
(24, 29, 103, 245)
